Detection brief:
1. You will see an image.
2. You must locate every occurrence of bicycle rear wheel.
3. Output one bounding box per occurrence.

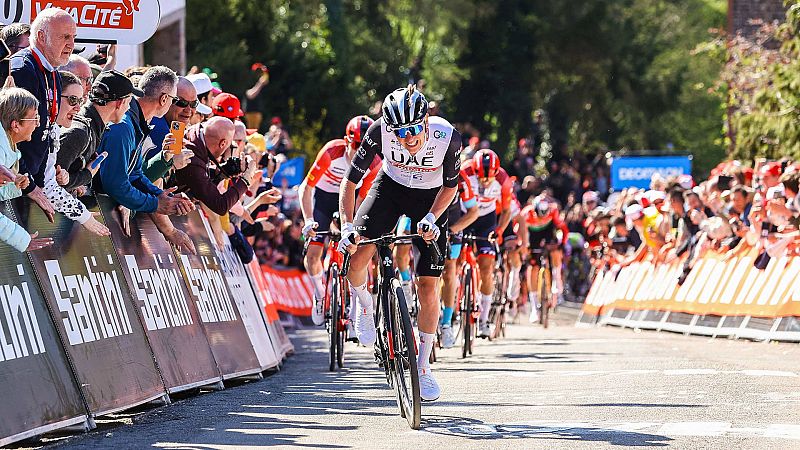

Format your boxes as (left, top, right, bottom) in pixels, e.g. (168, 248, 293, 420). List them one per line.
(389, 278, 421, 429)
(328, 269, 340, 371)
(336, 273, 347, 368)
(539, 266, 550, 329)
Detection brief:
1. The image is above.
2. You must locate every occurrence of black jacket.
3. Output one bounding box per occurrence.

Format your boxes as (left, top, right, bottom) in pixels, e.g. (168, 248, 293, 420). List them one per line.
(58, 104, 107, 191)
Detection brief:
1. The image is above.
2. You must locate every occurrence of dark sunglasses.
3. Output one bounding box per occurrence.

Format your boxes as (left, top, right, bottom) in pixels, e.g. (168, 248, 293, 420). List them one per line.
(172, 96, 200, 109)
(64, 95, 82, 107)
(393, 123, 424, 139)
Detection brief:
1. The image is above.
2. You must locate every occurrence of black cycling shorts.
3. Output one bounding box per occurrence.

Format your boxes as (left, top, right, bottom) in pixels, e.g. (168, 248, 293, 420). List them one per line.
(529, 222, 560, 249)
(311, 189, 339, 244)
(502, 220, 518, 241)
(465, 213, 497, 257)
(354, 173, 447, 277)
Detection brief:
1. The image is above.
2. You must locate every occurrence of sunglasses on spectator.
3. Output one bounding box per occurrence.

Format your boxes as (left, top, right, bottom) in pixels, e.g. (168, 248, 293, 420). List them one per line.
(172, 96, 200, 109)
(393, 123, 424, 139)
(64, 95, 82, 107)
(162, 93, 179, 103)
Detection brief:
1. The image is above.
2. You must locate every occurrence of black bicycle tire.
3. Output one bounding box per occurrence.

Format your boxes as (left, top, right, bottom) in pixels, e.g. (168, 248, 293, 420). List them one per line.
(337, 272, 347, 368)
(541, 265, 550, 329)
(461, 267, 472, 359)
(390, 278, 421, 429)
(328, 268, 339, 371)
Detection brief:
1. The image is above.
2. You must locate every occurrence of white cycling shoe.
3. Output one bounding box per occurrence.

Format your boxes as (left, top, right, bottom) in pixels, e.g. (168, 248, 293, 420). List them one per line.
(478, 320, 491, 338)
(355, 306, 376, 346)
(311, 297, 325, 326)
(418, 368, 441, 402)
(441, 325, 457, 349)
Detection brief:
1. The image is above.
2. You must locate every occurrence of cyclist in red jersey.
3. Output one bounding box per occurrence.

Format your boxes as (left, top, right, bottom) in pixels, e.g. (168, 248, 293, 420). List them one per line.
(520, 196, 569, 321)
(461, 149, 514, 337)
(498, 188, 525, 306)
(300, 116, 381, 326)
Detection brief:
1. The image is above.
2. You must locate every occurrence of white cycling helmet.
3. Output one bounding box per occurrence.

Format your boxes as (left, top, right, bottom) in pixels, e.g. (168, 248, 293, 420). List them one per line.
(382, 84, 428, 131)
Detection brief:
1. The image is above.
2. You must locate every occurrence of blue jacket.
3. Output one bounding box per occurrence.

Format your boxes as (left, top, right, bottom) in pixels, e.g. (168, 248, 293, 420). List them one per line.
(95, 98, 163, 212)
(10, 48, 62, 194)
(0, 127, 30, 252)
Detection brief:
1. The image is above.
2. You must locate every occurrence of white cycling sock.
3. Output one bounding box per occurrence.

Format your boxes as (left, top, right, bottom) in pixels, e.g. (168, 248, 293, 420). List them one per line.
(507, 266, 521, 300)
(479, 293, 492, 322)
(351, 281, 374, 314)
(309, 272, 324, 300)
(349, 286, 358, 320)
(417, 331, 435, 372)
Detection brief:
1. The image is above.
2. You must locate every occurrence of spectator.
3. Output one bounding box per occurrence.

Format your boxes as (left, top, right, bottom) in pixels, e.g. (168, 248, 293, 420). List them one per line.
(729, 186, 753, 228)
(767, 172, 800, 227)
(185, 72, 213, 124)
(56, 71, 82, 127)
(61, 55, 93, 102)
(265, 116, 293, 154)
(610, 215, 641, 256)
(212, 92, 244, 122)
(95, 65, 194, 217)
(57, 70, 136, 193)
(0, 87, 54, 251)
(0, 23, 30, 55)
(243, 65, 269, 131)
(173, 116, 257, 216)
(142, 76, 197, 183)
(9, 8, 77, 222)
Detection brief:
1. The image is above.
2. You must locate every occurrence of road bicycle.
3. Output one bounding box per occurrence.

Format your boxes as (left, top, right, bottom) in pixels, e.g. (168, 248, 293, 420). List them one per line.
(488, 240, 511, 340)
(304, 230, 349, 371)
(529, 245, 556, 329)
(343, 232, 442, 429)
(454, 233, 484, 358)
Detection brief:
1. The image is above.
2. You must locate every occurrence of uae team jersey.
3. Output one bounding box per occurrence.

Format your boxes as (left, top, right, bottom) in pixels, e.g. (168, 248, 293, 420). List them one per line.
(461, 159, 514, 217)
(347, 116, 462, 190)
(304, 138, 381, 196)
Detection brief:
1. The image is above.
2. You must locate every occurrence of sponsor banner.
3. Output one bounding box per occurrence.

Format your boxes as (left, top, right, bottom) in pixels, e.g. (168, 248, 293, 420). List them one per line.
(97, 196, 221, 392)
(0, 201, 88, 447)
(13, 196, 165, 415)
(213, 228, 280, 370)
(260, 264, 314, 316)
(582, 244, 800, 318)
(272, 156, 305, 187)
(1, 0, 161, 44)
(169, 210, 261, 379)
(610, 155, 692, 190)
(246, 260, 293, 358)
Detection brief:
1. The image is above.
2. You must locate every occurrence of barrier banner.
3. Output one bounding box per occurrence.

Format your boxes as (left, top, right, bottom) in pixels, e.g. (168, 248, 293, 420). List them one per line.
(260, 264, 314, 316)
(97, 196, 222, 393)
(170, 210, 261, 379)
(214, 230, 280, 370)
(0, 201, 88, 447)
(581, 244, 800, 318)
(246, 260, 293, 358)
(13, 196, 165, 415)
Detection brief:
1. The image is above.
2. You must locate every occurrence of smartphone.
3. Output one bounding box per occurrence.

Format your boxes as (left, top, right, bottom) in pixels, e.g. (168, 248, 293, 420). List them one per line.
(90, 152, 108, 170)
(717, 175, 733, 191)
(165, 121, 186, 154)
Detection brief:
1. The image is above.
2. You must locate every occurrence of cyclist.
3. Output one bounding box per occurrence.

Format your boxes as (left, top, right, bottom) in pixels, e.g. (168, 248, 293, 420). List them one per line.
(300, 116, 381, 327)
(461, 149, 513, 338)
(339, 85, 461, 402)
(499, 189, 525, 307)
(440, 168, 479, 348)
(520, 196, 569, 322)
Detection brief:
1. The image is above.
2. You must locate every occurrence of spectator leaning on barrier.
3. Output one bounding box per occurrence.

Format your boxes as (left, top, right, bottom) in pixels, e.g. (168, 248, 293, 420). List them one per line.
(95, 66, 194, 217)
(57, 70, 134, 194)
(173, 116, 257, 216)
(142, 76, 196, 183)
(61, 55, 93, 103)
(0, 87, 54, 251)
(9, 7, 78, 223)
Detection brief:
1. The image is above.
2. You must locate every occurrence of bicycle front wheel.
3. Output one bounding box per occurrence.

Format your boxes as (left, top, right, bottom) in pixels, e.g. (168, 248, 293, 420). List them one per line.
(337, 270, 347, 368)
(328, 268, 340, 371)
(390, 278, 421, 429)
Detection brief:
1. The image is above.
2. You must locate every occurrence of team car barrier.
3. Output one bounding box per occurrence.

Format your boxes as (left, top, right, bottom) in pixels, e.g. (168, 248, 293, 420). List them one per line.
(0, 197, 293, 447)
(577, 243, 800, 342)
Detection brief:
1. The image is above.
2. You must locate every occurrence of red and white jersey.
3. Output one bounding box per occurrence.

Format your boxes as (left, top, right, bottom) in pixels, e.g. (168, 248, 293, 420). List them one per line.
(305, 139, 380, 196)
(461, 160, 513, 217)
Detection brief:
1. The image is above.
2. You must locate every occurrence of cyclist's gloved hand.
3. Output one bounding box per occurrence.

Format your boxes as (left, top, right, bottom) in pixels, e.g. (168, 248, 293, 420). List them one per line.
(302, 219, 318, 238)
(338, 222, 360, 254)
(417, 212, 440, 242)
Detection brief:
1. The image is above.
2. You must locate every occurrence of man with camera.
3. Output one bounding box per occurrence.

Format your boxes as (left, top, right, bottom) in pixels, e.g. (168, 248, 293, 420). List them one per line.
(173, 116, 257, 215)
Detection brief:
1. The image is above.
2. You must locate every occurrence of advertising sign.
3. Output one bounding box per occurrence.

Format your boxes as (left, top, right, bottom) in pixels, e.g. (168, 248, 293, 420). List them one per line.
(1, 0, 161, 44)
(610, 155, 692, 190)
(260, 264, 314, 316)
(0, 201, 88, 447)
(170, 209, 262, 379)
(273, 156, 305, 187)
(12, 196, 166, 415)
(97, 195, 222, 393)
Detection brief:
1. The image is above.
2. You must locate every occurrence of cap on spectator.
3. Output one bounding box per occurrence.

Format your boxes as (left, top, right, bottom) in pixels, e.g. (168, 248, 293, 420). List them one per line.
(582, 191, 599, 204)
(742, 167, 754, 184)
(91, 70, 144, 101)
(678, 174, 694, 190)
(645, 190, 666, 204)
(760, 162, 782, 178)
(270, 116, 282, 126)
(625, 204, 644, 220)
(212, 93, 244, 119)
(186, 73, 212, 95)
(247, 132, 267, 153)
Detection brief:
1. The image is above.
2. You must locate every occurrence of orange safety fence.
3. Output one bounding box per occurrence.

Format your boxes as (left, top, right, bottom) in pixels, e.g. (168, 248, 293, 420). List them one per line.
(260, 265, 314, 317)
(582, 243, 800, 318)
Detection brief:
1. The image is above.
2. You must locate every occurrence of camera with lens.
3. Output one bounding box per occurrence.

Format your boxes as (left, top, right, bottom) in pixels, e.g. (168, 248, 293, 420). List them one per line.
(212, 156, 244, 184)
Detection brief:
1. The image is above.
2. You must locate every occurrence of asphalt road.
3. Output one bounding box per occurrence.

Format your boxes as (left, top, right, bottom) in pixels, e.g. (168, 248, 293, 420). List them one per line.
(35, 307, 800, 450)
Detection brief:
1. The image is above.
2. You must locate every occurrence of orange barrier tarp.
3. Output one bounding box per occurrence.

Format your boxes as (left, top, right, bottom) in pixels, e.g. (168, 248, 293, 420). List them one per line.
(582, 244, 800, 318)
(260, 265, 314, 316)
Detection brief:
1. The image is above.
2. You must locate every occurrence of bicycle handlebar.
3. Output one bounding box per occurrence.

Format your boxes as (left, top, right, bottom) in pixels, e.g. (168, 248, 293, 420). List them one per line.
(302, 230, 341, 255)
(341, 233, 442, 277)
